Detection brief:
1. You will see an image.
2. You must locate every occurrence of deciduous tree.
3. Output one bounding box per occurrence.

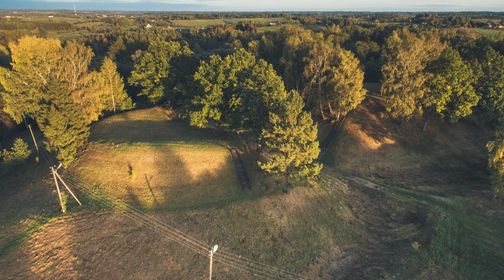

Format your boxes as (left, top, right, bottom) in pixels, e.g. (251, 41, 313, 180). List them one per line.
(487, 131, 504, 199)
(426, 47, 479, 122)
(381, 29, 444, 119)
(129, 40, 192, 104)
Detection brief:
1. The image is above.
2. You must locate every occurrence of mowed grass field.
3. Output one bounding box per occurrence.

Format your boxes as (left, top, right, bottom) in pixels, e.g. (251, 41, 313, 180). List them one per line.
(72, 107, 243, 210)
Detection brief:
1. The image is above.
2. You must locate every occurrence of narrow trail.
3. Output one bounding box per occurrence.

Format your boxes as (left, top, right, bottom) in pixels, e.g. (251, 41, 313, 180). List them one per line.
(230, 148, 251, 190)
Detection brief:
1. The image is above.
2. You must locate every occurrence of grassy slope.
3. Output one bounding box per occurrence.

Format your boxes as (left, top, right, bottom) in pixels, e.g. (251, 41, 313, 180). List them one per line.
(0, 107, 359, 279)
(325, 99, 504, 279)
(1, 103, 503, 279)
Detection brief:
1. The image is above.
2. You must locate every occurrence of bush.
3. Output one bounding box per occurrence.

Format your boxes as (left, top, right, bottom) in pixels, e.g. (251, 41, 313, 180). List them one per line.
(1, 138, 31, 164)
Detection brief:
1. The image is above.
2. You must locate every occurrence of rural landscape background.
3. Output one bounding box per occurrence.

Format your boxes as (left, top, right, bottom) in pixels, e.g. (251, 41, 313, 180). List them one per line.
(0, 2, 503, 280)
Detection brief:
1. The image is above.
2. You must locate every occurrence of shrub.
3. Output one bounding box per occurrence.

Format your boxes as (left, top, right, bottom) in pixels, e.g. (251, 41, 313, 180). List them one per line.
(1, 138, 31, 163)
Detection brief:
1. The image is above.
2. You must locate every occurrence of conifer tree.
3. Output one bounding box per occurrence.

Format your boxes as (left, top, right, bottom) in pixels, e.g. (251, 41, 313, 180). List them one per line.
(37, 78, 90, 167)
(259, 91, 322, 181)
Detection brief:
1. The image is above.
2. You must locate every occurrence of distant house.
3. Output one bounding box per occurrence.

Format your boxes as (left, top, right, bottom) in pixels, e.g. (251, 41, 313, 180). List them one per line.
(145, 24, 153, 29)
(48, 15, 54, 18)
(269, 22, 277, 26)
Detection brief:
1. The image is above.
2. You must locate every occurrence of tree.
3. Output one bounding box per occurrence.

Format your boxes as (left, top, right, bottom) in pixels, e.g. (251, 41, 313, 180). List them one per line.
(325, 47, 367, 120)
(129, 40, 192, 104)
(303, 39, 366, 121)
(0, 36, 103, 165)
(0, 36, 62, 123)
(1, 138, 31, 163)
(477, 47, 504, 124)
(302, 36, 337, 119)
(259, 91, 322, 182)
(98, 57, 134, 113)
(381, 29, 444, 119)
(487, 131, 504, 199)
(190, 48, 287, 134)
(37, 78, 90, 167)
(426, 47, 479, 122)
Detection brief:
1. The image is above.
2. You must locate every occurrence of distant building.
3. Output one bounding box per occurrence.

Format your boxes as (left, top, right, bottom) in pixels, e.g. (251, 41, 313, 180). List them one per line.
(145, 24, 153, 29)
(48, 15, 54, 18)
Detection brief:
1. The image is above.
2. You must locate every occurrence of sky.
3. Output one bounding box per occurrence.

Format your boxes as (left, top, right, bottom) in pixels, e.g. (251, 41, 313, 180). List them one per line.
(0, 0, 503, 12)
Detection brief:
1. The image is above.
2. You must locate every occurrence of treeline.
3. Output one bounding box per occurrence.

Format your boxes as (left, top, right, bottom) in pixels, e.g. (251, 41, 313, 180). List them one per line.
(1, 20, 504, 192)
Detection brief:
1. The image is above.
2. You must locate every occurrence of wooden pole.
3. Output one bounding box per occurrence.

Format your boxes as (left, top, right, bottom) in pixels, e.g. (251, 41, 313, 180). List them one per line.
(27, 124, 39, 152)
(209, 249, 214, 280)
(54, 171, 82, 206)
(51, 167, 64, 212)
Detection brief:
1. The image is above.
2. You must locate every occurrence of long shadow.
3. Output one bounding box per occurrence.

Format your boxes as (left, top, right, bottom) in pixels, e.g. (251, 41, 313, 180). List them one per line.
(90, 119, 238, 147)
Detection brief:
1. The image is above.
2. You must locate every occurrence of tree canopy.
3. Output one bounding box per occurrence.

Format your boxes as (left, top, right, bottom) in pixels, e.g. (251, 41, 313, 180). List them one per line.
(259, 90, 322, 181)
(381, 29, 444, 119)
(426, 47, 479, 122)
(129, 39, 192, 104)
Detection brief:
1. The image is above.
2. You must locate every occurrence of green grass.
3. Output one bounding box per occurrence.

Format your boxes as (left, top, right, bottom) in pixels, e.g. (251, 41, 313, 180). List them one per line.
(171, 17, 284, 29)
(354, 178, 504, 280)
(473, 28, 504, 39)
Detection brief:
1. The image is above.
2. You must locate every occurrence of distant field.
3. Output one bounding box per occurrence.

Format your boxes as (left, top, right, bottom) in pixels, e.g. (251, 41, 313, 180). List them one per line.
(474, 28, 504, 38)
(171, 17, 284, 28)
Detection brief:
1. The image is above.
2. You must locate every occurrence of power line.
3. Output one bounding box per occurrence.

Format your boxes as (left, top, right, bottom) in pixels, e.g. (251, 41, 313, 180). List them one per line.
(60, 172, 306, 280)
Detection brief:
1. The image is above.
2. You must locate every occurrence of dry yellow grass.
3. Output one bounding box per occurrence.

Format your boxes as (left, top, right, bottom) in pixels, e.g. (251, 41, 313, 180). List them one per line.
(71, 107, 242, 210)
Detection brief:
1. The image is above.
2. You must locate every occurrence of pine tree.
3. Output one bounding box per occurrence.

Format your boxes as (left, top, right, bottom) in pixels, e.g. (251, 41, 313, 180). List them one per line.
(37, 78, 90, 166)
(259, 91, 322, 182)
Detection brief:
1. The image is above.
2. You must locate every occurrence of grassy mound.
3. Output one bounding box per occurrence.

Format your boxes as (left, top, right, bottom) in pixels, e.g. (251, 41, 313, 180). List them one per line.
(72, 107, 243, 210)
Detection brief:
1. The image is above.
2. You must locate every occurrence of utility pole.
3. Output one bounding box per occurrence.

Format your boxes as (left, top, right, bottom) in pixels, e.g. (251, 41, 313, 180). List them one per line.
(54, 171, 82, 206)
(209, 245, 218, 280)
(27, 124, 39, 153)
(50, 166, 64, 213)
(50, 164, 82, 213)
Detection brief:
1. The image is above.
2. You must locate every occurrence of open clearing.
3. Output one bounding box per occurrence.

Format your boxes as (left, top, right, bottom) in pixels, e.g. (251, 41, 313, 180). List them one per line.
(1, 103, 503, 279)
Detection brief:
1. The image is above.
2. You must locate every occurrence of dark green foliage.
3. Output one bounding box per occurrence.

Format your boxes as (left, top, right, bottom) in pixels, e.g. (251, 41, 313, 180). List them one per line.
(191, 48, 286, 134)
(1, 138, 31, 163)
(37, 79, 90, 167)
(128, 39, 192, 104)
(477, 47, 504, 124)
(427, 47, 479, 122)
